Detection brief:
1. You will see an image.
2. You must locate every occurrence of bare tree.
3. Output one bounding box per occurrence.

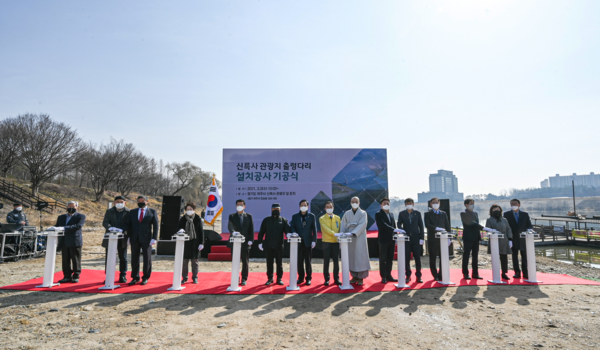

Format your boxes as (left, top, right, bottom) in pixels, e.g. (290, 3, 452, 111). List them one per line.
(166, 161, 203, 195)
(114, 152, 155, 197)
(0, 117, 23, 177)
(15, 114, 84, 196)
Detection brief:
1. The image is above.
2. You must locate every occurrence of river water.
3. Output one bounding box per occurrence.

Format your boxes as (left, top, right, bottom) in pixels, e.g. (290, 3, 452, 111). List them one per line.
(535, 245, 600, 269)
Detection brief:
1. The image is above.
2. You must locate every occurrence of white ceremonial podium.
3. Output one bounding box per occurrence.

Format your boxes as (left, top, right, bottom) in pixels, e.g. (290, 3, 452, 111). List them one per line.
(486, 230, 506, 284)
(393, 234, 411, 289)
(521, 230, 543, 283)
(166, 232, 190, 291)
(100, 231, 124, 290)
(435, 231, 455, 285)
(36, 229, 64, 288)
(337, 233, 354, 290)
(227, 233, 245, 292)
(286, 233, 301, 291)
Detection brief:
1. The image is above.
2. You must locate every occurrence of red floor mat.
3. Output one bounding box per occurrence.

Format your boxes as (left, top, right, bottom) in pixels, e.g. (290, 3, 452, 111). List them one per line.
(2, 269, 598, 295)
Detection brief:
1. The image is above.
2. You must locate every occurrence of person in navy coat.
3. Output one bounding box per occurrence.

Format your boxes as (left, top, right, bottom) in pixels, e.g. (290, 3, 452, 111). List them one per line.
(504, 198, 533, 279)
(121, 195, 159, 285)
(397, 198, 425, 283)
(290, 199, 318, 285)
(54, 201, 86, 283)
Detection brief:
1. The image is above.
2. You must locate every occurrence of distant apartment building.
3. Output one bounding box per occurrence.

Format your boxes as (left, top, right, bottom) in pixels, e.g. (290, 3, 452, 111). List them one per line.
(540, 172, 600, 188)
(418, 170, 464, 202)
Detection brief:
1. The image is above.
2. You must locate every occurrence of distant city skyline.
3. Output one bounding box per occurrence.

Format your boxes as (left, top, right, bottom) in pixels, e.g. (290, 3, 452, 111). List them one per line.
(541, 172, 600, 189)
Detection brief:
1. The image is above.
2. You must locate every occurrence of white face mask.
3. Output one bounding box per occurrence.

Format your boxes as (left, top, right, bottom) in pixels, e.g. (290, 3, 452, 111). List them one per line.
(115, 203, 125, 209)
(511, 206, 519, 211)
(16, 207, 22, 211)
(326, 208, 333, 214)
(300, 206, 308, 213)
(186, 210, 195, 216)
(406, 205, 413, 210)
(236, 206, 244, 212)
(432, 204, 440, 210)
(351, 203, 359, 209)
(468, 204, 475, 211)
(382, 205, 390, 211)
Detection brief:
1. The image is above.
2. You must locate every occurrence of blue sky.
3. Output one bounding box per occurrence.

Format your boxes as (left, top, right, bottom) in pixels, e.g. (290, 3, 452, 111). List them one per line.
(1, 1, 599, 200)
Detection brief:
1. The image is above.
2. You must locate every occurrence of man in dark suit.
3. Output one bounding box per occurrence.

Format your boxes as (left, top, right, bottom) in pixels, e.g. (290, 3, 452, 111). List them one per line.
(121, 195, 159, 285)
(397, 198, 424, 283)
(375, 198, 399, 284)
(102, 195, 130, 283)
(460, 199, 491, 280)
(54, 201, 86, 283)
(227, 199, 255, 286)
(290, 199, 317, 285)
(257, 203, 291, 285)
(504, 198, 533, 279)
(424, 197, 451, 281)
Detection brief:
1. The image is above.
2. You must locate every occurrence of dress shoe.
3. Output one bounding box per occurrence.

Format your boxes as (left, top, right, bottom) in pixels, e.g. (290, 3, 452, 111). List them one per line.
(182, 277, 188, 284)
(356, 279, 364, 286)
(473, 275, 483, 280)
(523, 275, 529, 280)
(119, 275, 128, 284)
(297, 279, 305, 285)
(241, 280, 247, 286)
(387, 276, 398, 282)
(501, 274, 509, 280)
(381, 278, 388, 284)
(464, 275, 471, 280)
(71, 277, 79, 283)
(405, 278, 410, 284)
(265, 279, 273, 286)
(276, 279, 284, 285)
(513, 274, 521, 279)
(334, 280, 342, 286)
(349, 277, 358, 284)
(193, 277, 198, 284)
(324, 280, 330, 286)
(58, 278, 72, 284)
(306, 280, 312, 286)
(141, 279, 148, 285)
(417, 278, 423, 283)
(129, 279, 140, 285)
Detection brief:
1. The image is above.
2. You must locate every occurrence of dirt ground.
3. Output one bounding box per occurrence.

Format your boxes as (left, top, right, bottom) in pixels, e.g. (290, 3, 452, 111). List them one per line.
(1, 229, 599, 350)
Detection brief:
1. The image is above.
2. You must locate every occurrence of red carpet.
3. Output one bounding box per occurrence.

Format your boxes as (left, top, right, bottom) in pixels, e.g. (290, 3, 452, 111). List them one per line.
(1, 269, 598, 295)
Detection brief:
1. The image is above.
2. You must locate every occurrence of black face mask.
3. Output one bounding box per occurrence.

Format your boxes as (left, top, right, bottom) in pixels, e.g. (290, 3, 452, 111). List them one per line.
(138, 202, 146, 208)
(492, 211, 501, 218)
(272, 209, 280, 218)
(67, 208, 77, 214)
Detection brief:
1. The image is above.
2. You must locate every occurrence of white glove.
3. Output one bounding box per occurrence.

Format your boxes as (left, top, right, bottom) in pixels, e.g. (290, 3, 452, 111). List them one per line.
(509, 241, 513, 248)
(55, 227, 65, 232)
(448, 239, 452, 246)
(483, 227, 493, 232)
(311, 242, 316, 249)
(47, 226, 55, 231)
(435, 227, 445, 232)
(419, 239, 424, 245)
(232, 231, 240, 236)
(247, 241, 253, 246)
(177, 229, 185, 234)
(127, 238, 130, 246)
(150, 239, 156, 246)
(258, 243, 263, 251)
(334, 233, 343, 237)
(393, 229, 401, 233)
(109, 227, 123, 233)
(198, 244, 204, 251)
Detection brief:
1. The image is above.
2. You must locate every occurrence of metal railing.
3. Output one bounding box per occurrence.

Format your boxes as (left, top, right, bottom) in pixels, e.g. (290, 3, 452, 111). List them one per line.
(0, 178, 67, 213)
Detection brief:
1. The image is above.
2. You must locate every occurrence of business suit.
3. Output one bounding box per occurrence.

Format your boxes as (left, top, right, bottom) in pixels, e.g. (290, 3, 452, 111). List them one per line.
(460, 210, 484, 277)
(290, 212, 317, 282)
(121, 206, 159, 281)
(102, 206, 130, 278)
(56, 212, 86, 279)
(424, 210, 450, 280)
(504, 210, 533, 278)
(257, 215, 291, 280)
(397, 209, 424, 280)
(375, 209, 397, 279)
(227, 212, 255, 282)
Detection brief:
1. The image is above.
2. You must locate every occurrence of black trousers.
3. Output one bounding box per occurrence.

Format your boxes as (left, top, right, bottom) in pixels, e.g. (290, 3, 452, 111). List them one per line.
(462, 241, 480, 276)
(241, 248, 250, 281)
(131, 240, 152, 280)
(511, 247, 528, 277)
(429, 244, 442, 280)
(297, 245, 313, 281)
(405, 242, 422, 279)
(322, 242, 340, 282)
(104, 244, 128, 276)
(500, 254, 508, 274)
(378, 241, 395, 279)
(62, 247, 82, 278)
(265, 247, 283, 280)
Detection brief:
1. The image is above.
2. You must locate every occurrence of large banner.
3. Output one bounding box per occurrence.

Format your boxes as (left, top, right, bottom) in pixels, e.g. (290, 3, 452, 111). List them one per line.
(222, 149, 388, 233)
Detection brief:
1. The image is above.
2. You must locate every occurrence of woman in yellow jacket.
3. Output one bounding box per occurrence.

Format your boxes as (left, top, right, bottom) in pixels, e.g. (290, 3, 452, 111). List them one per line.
(319, 201, 342, 286)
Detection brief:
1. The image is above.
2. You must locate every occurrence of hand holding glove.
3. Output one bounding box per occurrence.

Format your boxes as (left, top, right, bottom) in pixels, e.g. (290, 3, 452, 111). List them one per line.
(419, 239, 424, 245)
(150, 239, 156, 246)
(232, 231, 240, 236)
(311, 242, 316, 249)
(258, 243, 263, 251)
(509, 241, 513, 249)
(177, 229, 185, 234)
(198, 244, 204, 251)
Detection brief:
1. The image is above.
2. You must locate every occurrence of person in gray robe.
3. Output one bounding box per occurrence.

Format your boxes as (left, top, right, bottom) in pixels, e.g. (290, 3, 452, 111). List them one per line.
(485, 204, 513, 280)
(340, 196, 370, 285)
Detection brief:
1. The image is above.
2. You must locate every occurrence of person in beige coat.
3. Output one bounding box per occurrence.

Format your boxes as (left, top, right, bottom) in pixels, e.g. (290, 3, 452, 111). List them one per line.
(485, 204, 513, 280)
(340, 196, 370, 285)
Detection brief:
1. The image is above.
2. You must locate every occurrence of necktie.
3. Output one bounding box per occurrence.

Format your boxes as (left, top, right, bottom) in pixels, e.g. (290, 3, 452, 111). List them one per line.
(515, 212, 519, 223)
(139, 209, 144, 223)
